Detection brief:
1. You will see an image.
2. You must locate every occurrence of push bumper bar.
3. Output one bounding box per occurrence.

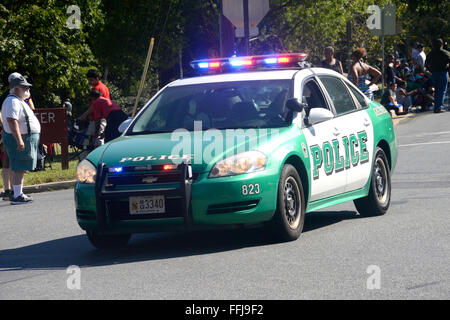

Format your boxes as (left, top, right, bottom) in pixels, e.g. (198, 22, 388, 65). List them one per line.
(95, 161, 193, 230)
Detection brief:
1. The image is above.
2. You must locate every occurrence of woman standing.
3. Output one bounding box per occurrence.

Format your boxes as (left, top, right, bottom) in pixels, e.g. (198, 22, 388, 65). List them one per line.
(321, 46, 344, 75)
(348, 48, 382, 101)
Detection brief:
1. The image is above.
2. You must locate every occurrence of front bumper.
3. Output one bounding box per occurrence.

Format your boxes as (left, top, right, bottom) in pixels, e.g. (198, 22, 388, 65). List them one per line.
(75, 163, 279, 234)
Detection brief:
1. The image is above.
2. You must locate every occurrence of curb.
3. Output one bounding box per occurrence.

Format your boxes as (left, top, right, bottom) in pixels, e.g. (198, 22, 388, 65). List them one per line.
(23, 180, 76, 194)
(392, 112, 416, 126)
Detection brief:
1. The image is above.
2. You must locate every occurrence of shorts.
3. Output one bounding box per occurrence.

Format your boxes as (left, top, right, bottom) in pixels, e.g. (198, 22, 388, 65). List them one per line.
(2, 132, 40, 171)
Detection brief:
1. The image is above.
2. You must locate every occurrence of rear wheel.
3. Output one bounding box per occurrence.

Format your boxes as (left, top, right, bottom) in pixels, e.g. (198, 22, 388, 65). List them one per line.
(267, 164, 305, 241)
(354, 147, 391, 216)
(86, 231, 131, 249)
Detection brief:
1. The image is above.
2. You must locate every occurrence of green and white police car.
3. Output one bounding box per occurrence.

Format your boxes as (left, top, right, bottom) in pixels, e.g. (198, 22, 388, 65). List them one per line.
(75, 53, 397, 249)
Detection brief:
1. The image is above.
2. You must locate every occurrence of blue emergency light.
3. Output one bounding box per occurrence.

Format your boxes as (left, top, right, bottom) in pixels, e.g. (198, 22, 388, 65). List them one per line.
(190, 53, 308, 74)
(109, 167, 123, 173)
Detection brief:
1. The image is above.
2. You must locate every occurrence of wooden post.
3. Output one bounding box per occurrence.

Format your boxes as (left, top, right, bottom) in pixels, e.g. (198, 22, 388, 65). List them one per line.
(243, 0, 249, 56)
(132, 38, 155, 118)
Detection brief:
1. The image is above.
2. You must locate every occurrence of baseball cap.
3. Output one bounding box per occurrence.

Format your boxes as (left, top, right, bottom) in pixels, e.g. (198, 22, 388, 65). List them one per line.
(8, 72, 22, 83)
(9, 73, 32, 89)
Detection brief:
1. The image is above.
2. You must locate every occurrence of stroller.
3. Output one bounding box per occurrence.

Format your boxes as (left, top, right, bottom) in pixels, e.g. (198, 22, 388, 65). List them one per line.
(68, 119, 96, 162)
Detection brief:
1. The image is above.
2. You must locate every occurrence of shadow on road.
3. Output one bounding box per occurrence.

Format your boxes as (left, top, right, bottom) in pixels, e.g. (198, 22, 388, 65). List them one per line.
(0, 210, 367, 271)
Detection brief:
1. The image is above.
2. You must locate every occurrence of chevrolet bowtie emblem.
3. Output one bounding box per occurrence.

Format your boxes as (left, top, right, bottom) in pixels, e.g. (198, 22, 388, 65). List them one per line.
(142, 176, 158, 184)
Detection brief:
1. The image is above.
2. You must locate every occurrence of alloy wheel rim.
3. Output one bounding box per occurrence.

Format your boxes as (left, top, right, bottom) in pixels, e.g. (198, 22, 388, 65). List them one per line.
(284, 177, 301, 229)
(374, 157, 388, 204)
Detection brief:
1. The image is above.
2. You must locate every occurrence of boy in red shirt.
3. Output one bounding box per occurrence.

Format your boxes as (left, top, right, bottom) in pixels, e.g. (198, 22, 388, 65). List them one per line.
(78, 69, 111, 120)
(87, 69, 110, 99)
(89, 90, 128, 142)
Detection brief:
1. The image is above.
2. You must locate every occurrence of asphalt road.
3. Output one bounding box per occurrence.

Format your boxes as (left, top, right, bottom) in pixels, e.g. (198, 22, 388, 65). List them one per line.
(0, 111, 449, 300)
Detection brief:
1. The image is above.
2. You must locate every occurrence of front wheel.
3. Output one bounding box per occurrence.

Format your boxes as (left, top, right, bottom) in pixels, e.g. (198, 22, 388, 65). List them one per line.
(86, 231, 131, 249)
(267, 164, 305, 242)
(354, 147, 391, 216)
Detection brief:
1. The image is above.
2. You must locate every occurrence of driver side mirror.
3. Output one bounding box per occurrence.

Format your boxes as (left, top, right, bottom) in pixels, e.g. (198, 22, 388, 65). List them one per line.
(118, 118, 133, 133)
(286, 98, 305, 113)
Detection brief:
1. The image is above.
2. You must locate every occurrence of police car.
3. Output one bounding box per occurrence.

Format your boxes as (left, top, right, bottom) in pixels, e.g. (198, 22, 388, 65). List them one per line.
(75, 53, 397, 249)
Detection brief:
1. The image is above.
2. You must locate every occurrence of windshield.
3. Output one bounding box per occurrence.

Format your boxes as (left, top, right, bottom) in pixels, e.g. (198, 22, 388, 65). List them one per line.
(127, 80, 292, 134)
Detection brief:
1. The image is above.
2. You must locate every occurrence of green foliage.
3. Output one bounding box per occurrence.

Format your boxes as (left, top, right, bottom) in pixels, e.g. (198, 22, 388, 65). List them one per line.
(0, 0, 103, 112)
(1, 0, 447, 118)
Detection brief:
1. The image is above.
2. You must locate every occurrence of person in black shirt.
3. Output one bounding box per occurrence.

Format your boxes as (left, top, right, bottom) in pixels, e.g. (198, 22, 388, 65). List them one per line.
(425, 38, 450, 113)
(385, 54, 402, 85)
(321, 46, 343, 75)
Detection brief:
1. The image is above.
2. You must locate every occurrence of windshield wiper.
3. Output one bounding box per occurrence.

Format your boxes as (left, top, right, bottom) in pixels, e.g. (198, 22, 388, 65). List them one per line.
(127, 130, 173, 135)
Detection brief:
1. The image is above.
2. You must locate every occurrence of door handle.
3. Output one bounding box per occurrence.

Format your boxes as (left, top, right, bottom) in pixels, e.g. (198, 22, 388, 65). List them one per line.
(363, 118, 371, 126)
(333, 127, 341, 136)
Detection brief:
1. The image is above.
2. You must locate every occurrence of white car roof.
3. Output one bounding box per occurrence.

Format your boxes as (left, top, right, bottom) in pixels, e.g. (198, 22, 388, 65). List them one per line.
(169, 69, 305, 86)
(167, 67, 348, 87)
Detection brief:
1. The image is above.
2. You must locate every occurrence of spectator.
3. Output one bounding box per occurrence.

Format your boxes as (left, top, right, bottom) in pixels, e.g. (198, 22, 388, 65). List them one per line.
(1, 73, 41, 205)
(62, 98, 73, 117)
(385, 54, 402, 85)
(421, 86, 435, 112)
(396, 80, 418, 111)
(348, 48, 381, 101)
(0, 73, 24, 201)
(416, 44, 426, 70)
(0, 96, 12, 201)
(412, 42, 420, 65)
(78, 69, 111, 146)
(321, 46, 343, 75)
(86, 69, 110, 99)
(89, 90, 128, 143)
(425, 38, 450, 113)
(399, 61, 412, 80)
(381, 82, 406, 115)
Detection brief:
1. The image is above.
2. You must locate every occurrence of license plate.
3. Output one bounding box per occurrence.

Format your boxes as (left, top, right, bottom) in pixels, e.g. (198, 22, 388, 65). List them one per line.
(129, 195, 165, 214)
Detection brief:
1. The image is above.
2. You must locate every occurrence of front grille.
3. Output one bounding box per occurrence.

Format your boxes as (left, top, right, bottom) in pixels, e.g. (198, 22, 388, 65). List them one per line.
(106, 171, 199, 188)
(107, 197, 184, 220)
(207, 199, 260, 214)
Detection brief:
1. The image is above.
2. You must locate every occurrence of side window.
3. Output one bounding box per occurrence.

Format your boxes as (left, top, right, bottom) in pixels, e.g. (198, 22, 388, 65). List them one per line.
(347, 83, 368, 108)
(301, 80, 328, 110)
(319, 76, 357, 115)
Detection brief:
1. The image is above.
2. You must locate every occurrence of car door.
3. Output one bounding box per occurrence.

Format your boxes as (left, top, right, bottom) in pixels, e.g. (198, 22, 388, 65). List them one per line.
(300, 78, 348, 201)
(317, 75, 374, 193)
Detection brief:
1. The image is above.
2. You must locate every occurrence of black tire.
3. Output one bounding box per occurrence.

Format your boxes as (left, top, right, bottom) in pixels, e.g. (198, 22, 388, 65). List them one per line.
(354, 147, 391, 216)
(267, 164, 305, 242)
(86, 231, 131, 249)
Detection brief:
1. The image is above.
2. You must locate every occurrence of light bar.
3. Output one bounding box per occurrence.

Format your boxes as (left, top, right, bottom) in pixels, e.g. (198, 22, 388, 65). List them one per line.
(190, 53, 308, 74)
(264, 57, 278, 64)
(277, 57, 290, 63)
(230, 59, 254, 67)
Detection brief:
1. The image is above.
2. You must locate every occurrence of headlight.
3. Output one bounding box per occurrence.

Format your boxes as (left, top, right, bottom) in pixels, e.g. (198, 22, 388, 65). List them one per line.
(209, 151, 267, 178)
(76, 159, 97, 184)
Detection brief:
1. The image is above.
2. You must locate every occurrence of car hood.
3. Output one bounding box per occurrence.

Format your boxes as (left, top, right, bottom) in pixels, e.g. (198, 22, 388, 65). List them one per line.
(88, 128, 293, 173)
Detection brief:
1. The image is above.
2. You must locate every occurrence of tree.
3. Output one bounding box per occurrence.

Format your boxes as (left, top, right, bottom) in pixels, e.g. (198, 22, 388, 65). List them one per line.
(0, 0, 104, 112)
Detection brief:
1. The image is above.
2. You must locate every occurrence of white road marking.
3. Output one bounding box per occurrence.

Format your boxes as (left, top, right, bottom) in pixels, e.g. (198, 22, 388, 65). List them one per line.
(399, 140, 450, 147)
(403, 131, 450, 138)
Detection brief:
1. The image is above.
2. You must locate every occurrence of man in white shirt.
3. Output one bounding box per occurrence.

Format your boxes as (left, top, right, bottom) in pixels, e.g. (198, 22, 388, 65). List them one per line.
(416, 44, 426, 70)
(1, 73, 41, 205)
(412, 42, 420, 64)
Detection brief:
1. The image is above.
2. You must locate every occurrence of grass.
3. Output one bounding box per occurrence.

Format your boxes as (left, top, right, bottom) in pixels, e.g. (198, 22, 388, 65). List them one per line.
(0, 144, 79, 189)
